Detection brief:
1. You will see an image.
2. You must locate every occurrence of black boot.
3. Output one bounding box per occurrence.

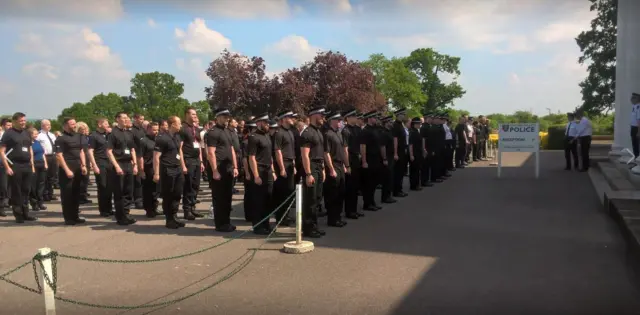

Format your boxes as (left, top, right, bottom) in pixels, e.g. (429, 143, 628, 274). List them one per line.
(13, 206, 25, 223)
(22, 205, 37, 221)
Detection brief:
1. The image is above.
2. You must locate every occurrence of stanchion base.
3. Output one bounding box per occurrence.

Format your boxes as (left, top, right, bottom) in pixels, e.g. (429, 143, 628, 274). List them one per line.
(489, 163, 498, 166)
(282, 241, 315, 254)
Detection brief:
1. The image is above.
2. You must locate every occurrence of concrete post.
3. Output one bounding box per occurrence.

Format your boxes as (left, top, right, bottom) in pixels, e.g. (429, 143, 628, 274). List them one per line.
(611, 0, 640, 155)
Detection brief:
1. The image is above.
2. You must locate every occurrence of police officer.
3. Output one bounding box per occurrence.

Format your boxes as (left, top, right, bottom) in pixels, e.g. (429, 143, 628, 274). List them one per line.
(247, 113, 275, 235)
(273, 110, 296, 226)
(408, 117, 424, 190)
(241, 120, 256, 222)
(420, 114, 435, 186)
(180, 107, 205, 220)
(0, 112, 37, 223)
(431, 114, 448, 180)
(380, 115, 397, 204)
(443, 115, 455, 172)
(630, 93, 640, 159)
(341, 108, 362, 220)
(88, 118, 114, 217)
(391, 108, 409, 198)
(0, 118, 12, 216)
(206, 108, 239, 233)
(54, 117, 88, 225)
(106, 111, 138, 226)
(139, 122, 161, 217)
(153, 116, 185, 229)
(323, 111, 348, 227)
(454, 116, 469, 168)
(131, 113, 146, 209)
(360, 111, 386, 211)
(300, 107, 327, 238)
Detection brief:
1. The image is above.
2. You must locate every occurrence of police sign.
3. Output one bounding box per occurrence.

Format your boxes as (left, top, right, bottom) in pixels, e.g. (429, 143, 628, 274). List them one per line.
(498, 123, 539, 153)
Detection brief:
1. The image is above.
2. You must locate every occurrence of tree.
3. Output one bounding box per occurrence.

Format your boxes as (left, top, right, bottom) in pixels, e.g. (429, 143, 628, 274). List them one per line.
(575, 0, 617, 115)
(129, 72, 190, 121)
(361, 53, 426, 115)
(190, 100, 211, 123)
(404, 48, 466, 112)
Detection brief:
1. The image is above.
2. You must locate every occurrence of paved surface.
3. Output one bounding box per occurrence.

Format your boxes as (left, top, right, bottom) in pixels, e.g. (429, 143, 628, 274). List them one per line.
(1, 151, 640, 315)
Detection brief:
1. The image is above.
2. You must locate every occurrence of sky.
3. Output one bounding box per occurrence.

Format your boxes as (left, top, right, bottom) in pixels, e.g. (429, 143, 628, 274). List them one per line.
(0, 0, 595, 118)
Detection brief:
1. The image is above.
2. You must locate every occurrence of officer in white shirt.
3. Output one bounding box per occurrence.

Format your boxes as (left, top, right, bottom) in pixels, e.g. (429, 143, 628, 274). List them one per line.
(564, 113, 579, 170)
(630, 93, 640, 158)
(36, 119, 58, 201)
(574, 110, 593, 171)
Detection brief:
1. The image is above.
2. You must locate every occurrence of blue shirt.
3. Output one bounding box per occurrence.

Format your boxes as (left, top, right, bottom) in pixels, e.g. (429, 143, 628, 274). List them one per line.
(32, 140, 44, 161)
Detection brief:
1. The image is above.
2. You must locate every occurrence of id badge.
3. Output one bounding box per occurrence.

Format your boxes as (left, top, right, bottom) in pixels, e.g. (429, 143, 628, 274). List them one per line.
(176, 154, 181, 160)
(21, 147, 28, 152)
(124, 149, 131, 155)
(193, 142, 200, 149)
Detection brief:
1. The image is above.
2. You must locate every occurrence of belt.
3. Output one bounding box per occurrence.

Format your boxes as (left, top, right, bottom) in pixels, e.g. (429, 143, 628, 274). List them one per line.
(257, 163, 271, 168)
(333, 161, 344, 165)
(311, 159, 324, 163)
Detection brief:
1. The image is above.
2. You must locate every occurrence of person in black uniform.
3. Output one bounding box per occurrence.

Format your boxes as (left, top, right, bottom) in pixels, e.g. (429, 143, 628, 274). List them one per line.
(0, 118, 12, 216)
(247, 113, 275, 235)
(323, 111, 349, 227)
(272, 110, 296, 226)
(0, 112, 37, 223)
(106, 112, 138, 226)
(241, 120, 256, 222)
(391, 108, 409, 198)
(432, 115, 449, 180)
(360, 111, 385, 211)
(55, 117, 87, 225)
(179, 107, 205, 220)
(300, 107, 327, 238)
(341, 108, 363, 220)
(153, 116, 185, 229)
(420, 114, 434, 187)
(443, 115, 456, 172)
(380, 115, 397, 204)
(88, 118, 114, 217)
(139, 122, 161, 218)
(131, 113, 146, 209)
(454, 116, 469, 168)
(206, 108, 239, 233)
(408, 117, 424, 190)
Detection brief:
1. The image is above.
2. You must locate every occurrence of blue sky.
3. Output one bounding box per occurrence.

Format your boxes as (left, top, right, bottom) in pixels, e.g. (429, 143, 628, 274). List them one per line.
(0, 0, 594, 118)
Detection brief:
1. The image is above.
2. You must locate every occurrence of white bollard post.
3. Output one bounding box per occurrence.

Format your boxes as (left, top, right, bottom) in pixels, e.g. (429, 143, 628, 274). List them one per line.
(282, 184, 314, 254)
(39, 248, 56, 315)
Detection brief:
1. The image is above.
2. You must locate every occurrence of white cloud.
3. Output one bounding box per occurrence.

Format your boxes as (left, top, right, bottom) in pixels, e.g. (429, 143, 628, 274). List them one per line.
(175, 18, 232, 55)
(315, 0, 352, 13)
(174, 0, 290, 19)
(147, 18, 157, 28)
(15, 33, 53, 57)
(0, 78, 16, 96)
(176, 58, 186, 70)
(22, 63, 58, 80)
(264, 35, 321, 64)
(376, 34, 438, 54)
(0, 0, 123, 21)
(508, 73, 521, 86)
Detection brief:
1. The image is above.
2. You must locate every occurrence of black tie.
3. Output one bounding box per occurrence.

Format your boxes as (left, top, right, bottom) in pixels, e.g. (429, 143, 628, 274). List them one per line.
(45, 132, 55, 153)
(566, 123, 571, 136)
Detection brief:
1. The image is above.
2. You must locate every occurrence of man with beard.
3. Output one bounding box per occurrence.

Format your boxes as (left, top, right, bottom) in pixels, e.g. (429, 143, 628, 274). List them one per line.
(360, 111, 385, 211)
(131, 113, 146, 209)
(272, 110, 296, 226)
(300, 107, 327, 238)
(55, 117, 88, 225)
(106, 112, 138, 226)
(88, 118, 114, 217)
(153, 116, 186, 229)
(247, 113, 276, 235)
(206, 108, 238, 232)
(139, 122, 161, 218)
(323, 111, 348, 227)
(179, 107, 205, 220)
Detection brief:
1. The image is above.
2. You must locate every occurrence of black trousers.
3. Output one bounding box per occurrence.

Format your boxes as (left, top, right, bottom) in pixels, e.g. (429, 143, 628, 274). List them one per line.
(445, 140, 455, 169)
(472, 142, 478, 160)
(465, 143, 472, 162)
(108, 161, 134, 221)
(133, 171, 143, 208)
(302, 162, 323, 232)
(631, 126, 639, 158)
(0, 166, 8, 207)
(579, 136, 592, 170)
(160, 166, 183, 222)
(324, 163, 345, 223)
(44, 155, 57, 199)
(392, 154, 407, 194)
(59, 164, 82, 221)
(294, 158, 304, 186)
(381, 158, 393, 201)
(182, 158, 201, 211)
(478, 140, 487, 158)
(409, 156, 422, 189)
(211, 162, 234, 228)
(361, 162, 381, 208)
(142, 165, 159, 214)
(455, 145, 466, 167)
(94, 160, 112, 215)
(564, 137, 579, 169)
(273, 161, 295, 222)
(243, 177, 252, 221)
(434, 148, 446, 178)
(9, 163, 32, 209)
(30, 161, 46, 206)
(250, 164, 273, 230)
(79, 151, 89, 201)
(421, 154, 432, 185)
(344, 155, 360, 216)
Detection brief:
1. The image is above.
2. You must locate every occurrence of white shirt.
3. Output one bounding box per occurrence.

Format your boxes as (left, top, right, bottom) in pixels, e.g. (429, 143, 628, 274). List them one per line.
(443, 123, 452, 140)
(575, 117, 592, 137)
(466, 124, 474, 137)
(199, 129, 206, 148)
(565, 121, 578, 137)
(36, 130, 57, 155)
(404, 127, 409, 145)
(632, 103, 640, 126)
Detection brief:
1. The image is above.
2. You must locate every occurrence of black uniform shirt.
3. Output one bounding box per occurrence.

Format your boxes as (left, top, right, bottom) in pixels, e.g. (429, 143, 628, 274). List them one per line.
(455, 124, 467, 147)
(247, 129, 272, 166)
(107, 126, 136, 162)
(205, 124, 234, 166)
(0, 127, 32, 164)
(88, 130, 109, 161)
(342, 124, 361, 158)
(392, 120, 408, 155)
(179, 122, 201, 160)
(420, 123, 431, 150)
(429, 125, 445, 150)
(131, 124, 145, 151)
(274, 126, 295, 161)
(409, 127, 422, 155)
(139, 135, 156, 166)
(154, 132, 181, 167)
(359, 124, 382, 164)
(294, 128, 302, 163)
(383, 127, 394, 158)
(475, 125, 485, 140)
(229, 128, 241, 158)
(242, 137, 249, 163)
(323, 126, 346, 164)
(55, 130, 84, 163)
(301, 124, 324, 161)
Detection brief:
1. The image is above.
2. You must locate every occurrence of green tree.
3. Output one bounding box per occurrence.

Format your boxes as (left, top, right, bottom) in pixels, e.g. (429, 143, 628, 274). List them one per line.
(129, 72, 190, 121)
(575, 0, 617, 114)
(404, 48, 466, 112)
(191, 100, 211, 123)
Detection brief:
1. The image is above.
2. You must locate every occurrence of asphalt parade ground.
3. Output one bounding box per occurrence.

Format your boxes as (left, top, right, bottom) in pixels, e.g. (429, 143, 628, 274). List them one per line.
(2, 151, 640, 315)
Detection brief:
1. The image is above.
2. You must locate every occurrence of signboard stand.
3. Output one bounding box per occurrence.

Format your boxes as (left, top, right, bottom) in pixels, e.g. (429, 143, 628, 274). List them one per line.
(496, 123, 540, 179)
